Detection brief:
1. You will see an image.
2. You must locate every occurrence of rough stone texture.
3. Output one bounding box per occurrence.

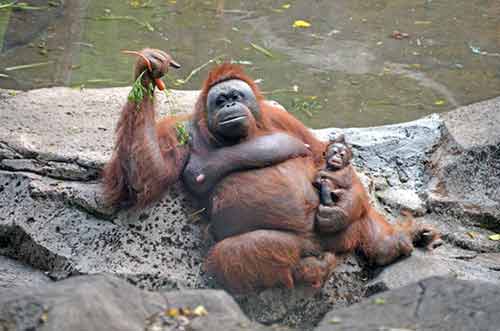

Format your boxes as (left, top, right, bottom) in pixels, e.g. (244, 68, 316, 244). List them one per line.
(366, 247, 500, 295)
(1, 87, 499, 330)
(0, 87, 197, 170)
(365, 250, 453, 295)
(426, 97, 500, 234)
(0, 274, 264, 331)
(237, 255, 369, 330)
(316, 277, 500, 331)
(375, 188, 427, 216)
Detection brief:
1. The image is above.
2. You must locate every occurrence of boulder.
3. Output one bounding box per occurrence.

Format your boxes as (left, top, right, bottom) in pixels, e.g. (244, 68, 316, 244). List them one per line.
(0, 273, 263, 331)
(316, 277, 500, 331)
(426, 98, 500, 244)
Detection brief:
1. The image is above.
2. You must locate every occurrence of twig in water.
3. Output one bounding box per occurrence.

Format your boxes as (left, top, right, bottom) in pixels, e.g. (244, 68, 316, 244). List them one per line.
(175, 55, 225, 86)
(5, 61, 53, 71)
(250, 42, 273, 58)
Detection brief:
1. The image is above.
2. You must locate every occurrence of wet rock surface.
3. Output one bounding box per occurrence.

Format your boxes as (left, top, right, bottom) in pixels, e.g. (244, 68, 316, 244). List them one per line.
(0, 87, 499, 330)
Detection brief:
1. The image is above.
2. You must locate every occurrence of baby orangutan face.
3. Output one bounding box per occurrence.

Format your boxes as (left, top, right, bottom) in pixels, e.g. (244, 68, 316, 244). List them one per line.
(325, 141, 352, 171)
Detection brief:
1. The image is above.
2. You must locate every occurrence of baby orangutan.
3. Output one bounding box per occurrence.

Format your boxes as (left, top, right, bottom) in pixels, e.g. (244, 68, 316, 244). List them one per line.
(314, 134, 355, 234)
(314, 134, 442, 266)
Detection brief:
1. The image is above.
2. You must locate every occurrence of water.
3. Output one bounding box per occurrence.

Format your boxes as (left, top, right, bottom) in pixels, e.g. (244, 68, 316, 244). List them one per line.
(0, 0, 499, 128)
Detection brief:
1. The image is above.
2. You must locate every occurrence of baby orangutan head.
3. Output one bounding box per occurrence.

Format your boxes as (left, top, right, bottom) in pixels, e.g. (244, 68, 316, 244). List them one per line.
(325, 134, 352, 171)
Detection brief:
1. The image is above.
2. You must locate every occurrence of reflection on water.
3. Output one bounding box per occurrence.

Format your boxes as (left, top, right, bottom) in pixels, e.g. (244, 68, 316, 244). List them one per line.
(0, 0, 499, 128)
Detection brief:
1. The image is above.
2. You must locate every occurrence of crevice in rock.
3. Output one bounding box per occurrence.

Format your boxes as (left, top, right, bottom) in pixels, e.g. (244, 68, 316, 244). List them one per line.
(0, 141, 101, 182)
(414, 281, 426, 319)
(0, 224, 74, 279)
(0, 159, 100, 182)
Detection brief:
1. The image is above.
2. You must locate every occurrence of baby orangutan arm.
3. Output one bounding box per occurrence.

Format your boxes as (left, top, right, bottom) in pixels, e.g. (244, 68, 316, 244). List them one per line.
(314, 169, 360, 234)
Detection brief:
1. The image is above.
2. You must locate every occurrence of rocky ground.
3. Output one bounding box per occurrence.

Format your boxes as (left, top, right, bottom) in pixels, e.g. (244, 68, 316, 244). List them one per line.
(0, 87, 499, 331)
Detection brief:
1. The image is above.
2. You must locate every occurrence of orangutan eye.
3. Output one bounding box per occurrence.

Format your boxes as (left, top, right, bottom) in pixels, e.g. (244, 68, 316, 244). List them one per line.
(215, 95, 226, 107)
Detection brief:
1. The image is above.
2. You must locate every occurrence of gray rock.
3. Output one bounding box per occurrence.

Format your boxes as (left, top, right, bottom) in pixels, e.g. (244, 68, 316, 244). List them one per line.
(426, 97, 500, 231)
(0, 255, 52, 289)
(366, 243, 500, 296)
(375, 188, 427, 216)
(365, 250, 454, 295)
(316, 277, 500, 331)
(0, 274, 263, 331)
(0, 87, 198, 174)
(0, 168, 207, 288)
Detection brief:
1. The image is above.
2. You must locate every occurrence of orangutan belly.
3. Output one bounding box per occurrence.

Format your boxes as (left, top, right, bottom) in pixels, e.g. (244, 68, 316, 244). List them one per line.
(207, 158, 319, 241)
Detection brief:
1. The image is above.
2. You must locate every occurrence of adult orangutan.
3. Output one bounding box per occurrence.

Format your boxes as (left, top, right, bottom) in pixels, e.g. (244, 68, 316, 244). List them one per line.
(103, 48, 440, 293)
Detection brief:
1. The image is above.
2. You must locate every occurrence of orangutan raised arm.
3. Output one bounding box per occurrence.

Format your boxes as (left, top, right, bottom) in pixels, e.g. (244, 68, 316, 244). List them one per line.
(102, 49, 188, 208)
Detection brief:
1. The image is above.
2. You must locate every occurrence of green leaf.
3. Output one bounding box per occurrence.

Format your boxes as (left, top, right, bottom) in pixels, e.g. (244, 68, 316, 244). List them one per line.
(175, 122, 189, 146)
(128, 71, 153, 111)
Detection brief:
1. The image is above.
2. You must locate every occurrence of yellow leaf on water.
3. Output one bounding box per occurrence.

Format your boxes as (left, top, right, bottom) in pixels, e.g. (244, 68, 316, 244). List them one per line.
(434, 100, 445, 106)
(373, 298, 386, 305)
(293, 20, 311, 28)
(489, 234, 500, 241)
(282, 3, 291, 9)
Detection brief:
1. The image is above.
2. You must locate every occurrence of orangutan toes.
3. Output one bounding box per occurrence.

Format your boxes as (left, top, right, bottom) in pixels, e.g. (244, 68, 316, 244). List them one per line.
(415, 226, 443, 250)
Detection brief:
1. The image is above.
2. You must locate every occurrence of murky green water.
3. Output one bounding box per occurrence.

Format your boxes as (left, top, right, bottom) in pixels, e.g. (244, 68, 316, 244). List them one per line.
(1, 0, 499, 128)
